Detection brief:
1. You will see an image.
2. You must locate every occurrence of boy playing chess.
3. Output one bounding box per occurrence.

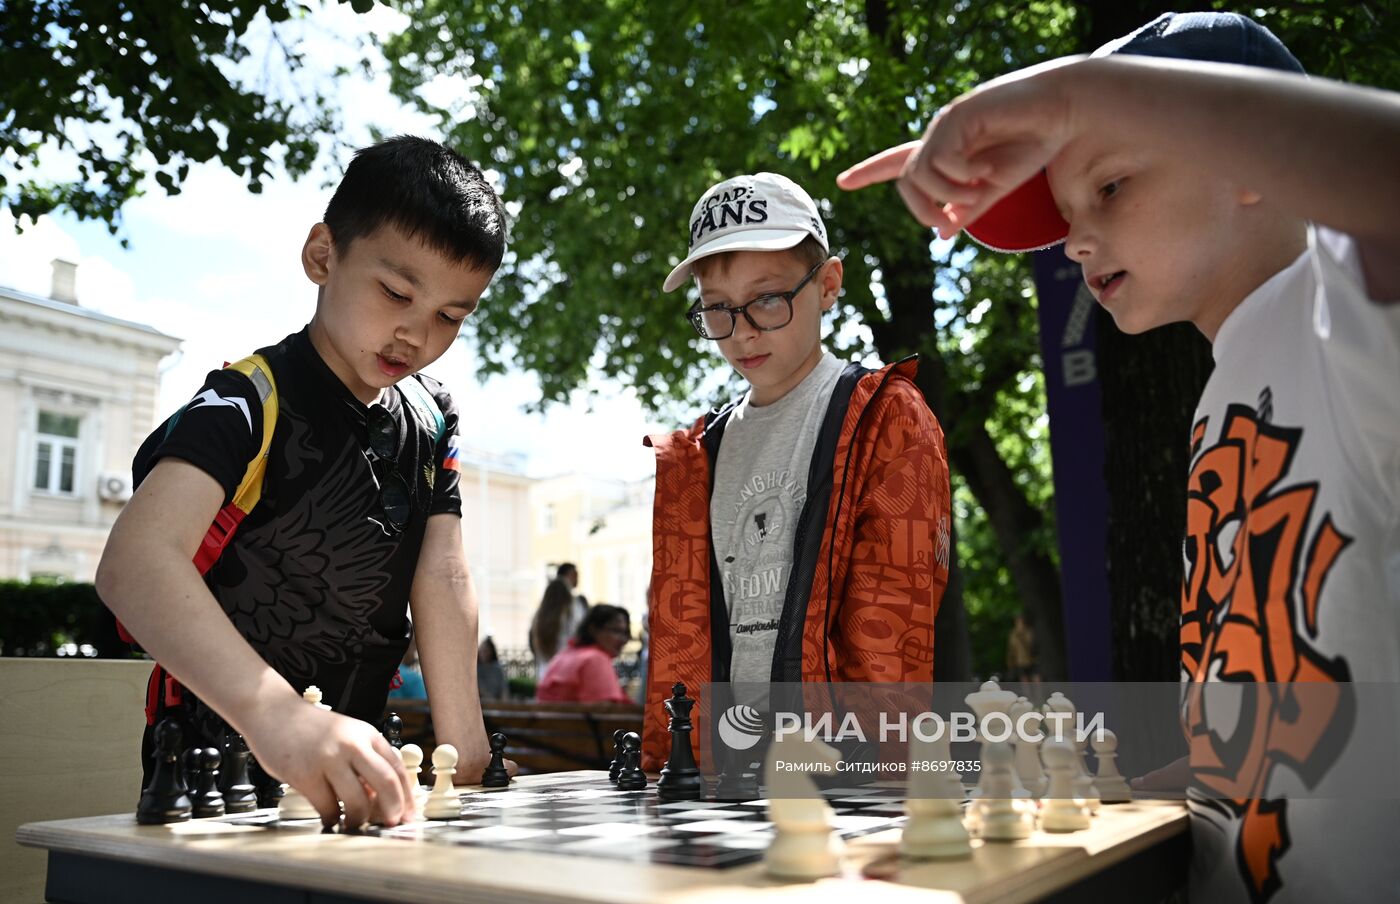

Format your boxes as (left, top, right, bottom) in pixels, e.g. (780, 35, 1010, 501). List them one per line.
(841, 12, 1400, 902)
(643, 172, 951, 771)
(98, 136, 514, 828)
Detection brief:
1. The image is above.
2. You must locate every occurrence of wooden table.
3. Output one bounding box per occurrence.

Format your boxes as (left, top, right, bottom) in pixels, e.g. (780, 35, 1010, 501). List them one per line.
(17, 771, 1188, 904)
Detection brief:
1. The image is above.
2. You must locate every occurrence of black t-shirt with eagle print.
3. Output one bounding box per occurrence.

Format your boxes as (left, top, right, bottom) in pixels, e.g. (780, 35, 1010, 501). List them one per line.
(133, 327, 463, 727)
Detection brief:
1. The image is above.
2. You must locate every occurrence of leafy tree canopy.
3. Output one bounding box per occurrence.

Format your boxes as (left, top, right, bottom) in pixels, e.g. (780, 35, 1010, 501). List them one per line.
(0, 0, 373, 238)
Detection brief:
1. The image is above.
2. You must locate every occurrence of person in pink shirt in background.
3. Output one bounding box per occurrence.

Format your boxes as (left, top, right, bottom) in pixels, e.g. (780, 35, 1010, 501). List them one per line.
(536, 605, 633, 704)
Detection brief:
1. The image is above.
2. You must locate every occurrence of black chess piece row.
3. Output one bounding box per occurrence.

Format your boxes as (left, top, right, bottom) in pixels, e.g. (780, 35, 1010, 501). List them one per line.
(603, 683, 711, 799)
(138, 718, 261, 824)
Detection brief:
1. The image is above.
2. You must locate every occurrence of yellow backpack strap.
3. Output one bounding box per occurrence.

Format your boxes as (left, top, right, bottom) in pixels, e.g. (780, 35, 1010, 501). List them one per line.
(224, 354, 278, 515)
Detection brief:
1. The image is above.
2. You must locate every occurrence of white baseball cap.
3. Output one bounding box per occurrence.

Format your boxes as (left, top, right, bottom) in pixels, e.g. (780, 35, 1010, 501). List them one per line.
(662, 172, 829, 293)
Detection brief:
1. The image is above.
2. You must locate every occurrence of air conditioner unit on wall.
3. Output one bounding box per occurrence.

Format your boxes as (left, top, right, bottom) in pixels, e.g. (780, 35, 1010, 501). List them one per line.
(98, 472, 132, 503)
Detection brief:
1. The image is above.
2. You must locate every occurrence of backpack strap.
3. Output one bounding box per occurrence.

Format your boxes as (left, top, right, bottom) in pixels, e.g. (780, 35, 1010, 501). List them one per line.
(398, 374, 445, 445)
(191, 354, 278, 574)
(133, 354, 278, 725)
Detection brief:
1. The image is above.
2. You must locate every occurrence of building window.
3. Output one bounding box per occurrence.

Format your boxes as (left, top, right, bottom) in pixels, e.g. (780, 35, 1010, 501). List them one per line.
(34, 411, 80, 495)
(541, 503, 557, 532)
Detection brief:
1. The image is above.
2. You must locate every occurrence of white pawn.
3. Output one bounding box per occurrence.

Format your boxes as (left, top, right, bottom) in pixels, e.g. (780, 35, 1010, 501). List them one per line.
(399, 743, 429, 814)
(765, 734, 844, 880)
(901, 724, 971, 860)
(976, 737, 1034, 841)
(280, 685, 335, 820)
(1040, 740, 1090, 832)
(1009, 696, 1044, 798)
(1044, 692, 1098, 813)
(1091, 730, 1133, 803)
(1073, 733, 1102, 814)
(278, 783, 319, 820)
(424, 744, 461, 820)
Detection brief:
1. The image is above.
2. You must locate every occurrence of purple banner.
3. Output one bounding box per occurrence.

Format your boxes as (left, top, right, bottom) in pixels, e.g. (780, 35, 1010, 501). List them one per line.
(1033, 251, 1111, 681)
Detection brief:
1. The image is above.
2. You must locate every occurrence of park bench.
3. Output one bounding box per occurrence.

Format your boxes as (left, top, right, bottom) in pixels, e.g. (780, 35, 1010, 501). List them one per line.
(382, 698, 643, 775)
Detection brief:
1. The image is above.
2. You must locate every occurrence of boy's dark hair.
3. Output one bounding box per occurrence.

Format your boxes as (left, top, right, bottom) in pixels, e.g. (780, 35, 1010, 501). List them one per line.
(691, 235, 828, 281)
(323, 135, 507, 271)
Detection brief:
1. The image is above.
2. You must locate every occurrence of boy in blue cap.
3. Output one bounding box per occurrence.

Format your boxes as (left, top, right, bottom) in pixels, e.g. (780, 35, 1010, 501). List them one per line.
(842, 12, 1399, 903)
(99, 136, 511, 828)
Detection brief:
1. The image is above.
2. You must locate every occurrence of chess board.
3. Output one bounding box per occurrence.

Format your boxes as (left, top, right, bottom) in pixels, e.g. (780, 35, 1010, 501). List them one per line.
(222, 773, 908, 869)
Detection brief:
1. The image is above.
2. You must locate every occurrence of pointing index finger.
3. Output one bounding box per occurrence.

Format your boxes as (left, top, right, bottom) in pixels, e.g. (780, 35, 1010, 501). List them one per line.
(837, 141, 923, 190)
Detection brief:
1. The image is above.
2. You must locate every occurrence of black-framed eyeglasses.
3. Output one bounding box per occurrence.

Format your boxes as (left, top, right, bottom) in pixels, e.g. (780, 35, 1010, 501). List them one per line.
(366, 403, 411, 534)
(685, 260, 825, 340)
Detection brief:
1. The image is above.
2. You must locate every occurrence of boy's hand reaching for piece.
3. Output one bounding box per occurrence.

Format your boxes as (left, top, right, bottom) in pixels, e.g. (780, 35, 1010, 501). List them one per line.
(243, 701, 415, 829)
(838, 57, 1086, 238)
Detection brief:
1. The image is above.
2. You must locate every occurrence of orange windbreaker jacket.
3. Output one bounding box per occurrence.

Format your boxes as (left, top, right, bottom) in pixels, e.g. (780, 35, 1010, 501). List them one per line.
(641, 357, 951, 771)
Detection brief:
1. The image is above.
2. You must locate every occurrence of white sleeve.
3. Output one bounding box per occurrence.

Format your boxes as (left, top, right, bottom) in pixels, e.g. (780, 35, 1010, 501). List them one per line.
(1311, 226, 1400, 509)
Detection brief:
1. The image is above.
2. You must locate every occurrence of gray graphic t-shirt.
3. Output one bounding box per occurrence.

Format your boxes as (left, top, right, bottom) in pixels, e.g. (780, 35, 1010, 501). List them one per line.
(711, 352, 844, 685)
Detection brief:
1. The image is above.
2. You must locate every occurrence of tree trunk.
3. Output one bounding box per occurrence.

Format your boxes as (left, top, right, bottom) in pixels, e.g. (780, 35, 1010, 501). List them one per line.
(873, 261, 1069, 682)
(934, 523, 972, 682)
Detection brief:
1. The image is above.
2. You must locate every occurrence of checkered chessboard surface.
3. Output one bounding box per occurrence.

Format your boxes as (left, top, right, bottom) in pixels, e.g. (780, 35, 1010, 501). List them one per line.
(222, 774, 908, 869)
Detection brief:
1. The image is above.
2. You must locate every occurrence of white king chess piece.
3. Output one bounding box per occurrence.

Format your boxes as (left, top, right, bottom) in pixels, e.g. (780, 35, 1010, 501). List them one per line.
(964, 679, 1022, 807)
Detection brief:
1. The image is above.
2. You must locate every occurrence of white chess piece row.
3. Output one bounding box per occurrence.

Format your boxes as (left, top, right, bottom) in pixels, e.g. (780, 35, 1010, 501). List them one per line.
(899, 682, 1135, 859)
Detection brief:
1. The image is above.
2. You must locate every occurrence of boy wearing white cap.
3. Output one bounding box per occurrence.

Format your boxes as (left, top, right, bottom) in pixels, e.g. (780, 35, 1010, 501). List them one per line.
(640, 172, 951, 773)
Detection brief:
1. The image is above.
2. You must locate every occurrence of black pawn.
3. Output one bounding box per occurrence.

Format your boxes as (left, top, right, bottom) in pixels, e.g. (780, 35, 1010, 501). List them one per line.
(480, 732, 511, 788)
(608, 729, 626, 784)
(657, 683, 703, 801)
(190, 747, 226, 818)
(714, 757, 761, 801)
(182, 746, 201, 793)
(617, 731, 647, 791)
(218, 730, 258, 814)
(250, 752, 284, 809)
(137, 718, 192, 824)
(382, 713, 404, 750)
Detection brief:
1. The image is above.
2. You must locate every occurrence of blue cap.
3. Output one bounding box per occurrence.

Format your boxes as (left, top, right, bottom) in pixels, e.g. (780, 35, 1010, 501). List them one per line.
(1097, 12, 1305, 74)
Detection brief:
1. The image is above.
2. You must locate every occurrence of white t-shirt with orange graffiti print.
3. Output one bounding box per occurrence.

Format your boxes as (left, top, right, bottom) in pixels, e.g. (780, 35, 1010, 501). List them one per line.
(1181, 226, 1400, 904)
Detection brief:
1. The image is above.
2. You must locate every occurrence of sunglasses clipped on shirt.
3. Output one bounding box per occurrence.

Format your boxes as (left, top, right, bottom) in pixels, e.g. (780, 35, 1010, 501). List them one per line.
(366, 402, 412, 534)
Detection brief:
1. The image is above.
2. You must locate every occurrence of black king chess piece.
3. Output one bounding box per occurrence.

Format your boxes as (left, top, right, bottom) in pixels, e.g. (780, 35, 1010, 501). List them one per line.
(137, 718, 192, 824)
(656, 683, 704, 801)
(480, 732, 511, 788)
(616, 731, 648, 791)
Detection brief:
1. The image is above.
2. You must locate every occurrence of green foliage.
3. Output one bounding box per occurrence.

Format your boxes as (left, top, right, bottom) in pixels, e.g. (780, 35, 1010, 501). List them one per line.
(507, 676, 537, 699)
(0, 0, 375, 238)
(0, 580, 130, 657)
(382, 0, 1076, 657)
